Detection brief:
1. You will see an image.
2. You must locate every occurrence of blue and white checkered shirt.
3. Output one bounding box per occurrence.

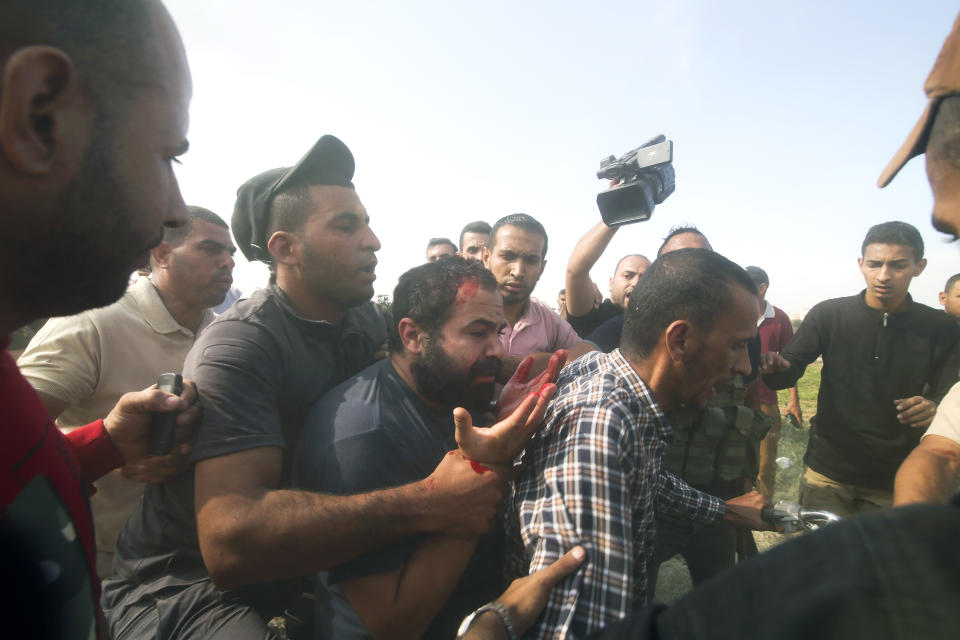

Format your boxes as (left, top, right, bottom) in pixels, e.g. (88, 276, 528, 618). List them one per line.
(509, 349, 725, 639)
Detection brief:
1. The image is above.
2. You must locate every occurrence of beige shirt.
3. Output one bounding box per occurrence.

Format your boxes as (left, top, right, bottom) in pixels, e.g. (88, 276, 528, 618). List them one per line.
(926, 380, 960, 445)
(17, 276, 214, 576)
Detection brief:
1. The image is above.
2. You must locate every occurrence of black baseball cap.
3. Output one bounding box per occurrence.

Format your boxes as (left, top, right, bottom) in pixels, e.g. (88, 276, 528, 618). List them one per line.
(232, 135, 355, 263)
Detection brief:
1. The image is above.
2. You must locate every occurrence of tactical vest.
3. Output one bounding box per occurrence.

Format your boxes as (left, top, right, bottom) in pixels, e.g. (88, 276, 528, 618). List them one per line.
(663, 375, 773, 487)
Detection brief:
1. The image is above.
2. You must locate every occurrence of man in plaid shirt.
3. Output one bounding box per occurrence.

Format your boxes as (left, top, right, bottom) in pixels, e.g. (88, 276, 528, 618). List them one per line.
(511, 248, 769, 639)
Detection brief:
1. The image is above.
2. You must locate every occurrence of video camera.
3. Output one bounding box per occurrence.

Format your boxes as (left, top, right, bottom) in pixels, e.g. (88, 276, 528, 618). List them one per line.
(596, 135, 675, 226)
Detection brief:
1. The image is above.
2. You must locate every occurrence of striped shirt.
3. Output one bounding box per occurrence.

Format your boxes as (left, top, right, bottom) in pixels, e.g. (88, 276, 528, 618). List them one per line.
(509, 349, 725, 639)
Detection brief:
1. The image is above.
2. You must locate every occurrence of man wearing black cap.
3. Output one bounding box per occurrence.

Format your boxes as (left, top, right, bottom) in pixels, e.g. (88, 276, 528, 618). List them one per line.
(103, 136, 539, 639)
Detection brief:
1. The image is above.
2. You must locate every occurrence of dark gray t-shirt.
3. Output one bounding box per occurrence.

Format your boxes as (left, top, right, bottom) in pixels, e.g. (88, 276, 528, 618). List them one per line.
(104, 285, 388, 607)
(293, 359, 504, 640)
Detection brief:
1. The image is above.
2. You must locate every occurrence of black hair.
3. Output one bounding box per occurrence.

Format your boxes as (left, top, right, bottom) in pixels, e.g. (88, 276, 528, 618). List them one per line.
(945, 273, 960, 294)
(459, 221, 492, 249)
(162, 206, 228, 247)
(427, 237, 457, 251)
(744, 266, 769, 287)
(389, 256, 499, 352)
(861, 221, 924, 261)
(622, 248, 758, 359)
(267, 184, 312, 242)
(657, 225, 712, 256)
(489, 213, 548, 259)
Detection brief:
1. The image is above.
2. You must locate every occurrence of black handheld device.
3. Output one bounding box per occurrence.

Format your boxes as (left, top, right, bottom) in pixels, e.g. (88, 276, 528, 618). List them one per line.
(147, 373, 183, 456)
(596, 135, 676, 226)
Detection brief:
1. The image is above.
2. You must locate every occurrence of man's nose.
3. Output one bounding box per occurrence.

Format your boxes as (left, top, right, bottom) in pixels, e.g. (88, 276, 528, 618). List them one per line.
(734, 346, 752, 377)
(362, 224, 381, 252)
(487, 335, 505, 360)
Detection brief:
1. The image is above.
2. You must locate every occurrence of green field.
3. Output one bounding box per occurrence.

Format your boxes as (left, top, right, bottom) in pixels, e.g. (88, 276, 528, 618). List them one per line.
(653, 361, 822, 603)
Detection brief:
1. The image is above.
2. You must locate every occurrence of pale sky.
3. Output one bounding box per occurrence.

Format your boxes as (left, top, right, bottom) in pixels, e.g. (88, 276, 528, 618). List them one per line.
(164, 0, 959, 314)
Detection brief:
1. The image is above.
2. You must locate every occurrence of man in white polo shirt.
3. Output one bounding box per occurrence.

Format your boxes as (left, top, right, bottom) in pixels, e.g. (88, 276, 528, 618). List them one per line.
(17, 205, 235, 575)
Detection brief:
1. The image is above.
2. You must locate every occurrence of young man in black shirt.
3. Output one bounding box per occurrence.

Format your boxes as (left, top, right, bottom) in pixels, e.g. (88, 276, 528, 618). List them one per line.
(763, 221, 960, 517)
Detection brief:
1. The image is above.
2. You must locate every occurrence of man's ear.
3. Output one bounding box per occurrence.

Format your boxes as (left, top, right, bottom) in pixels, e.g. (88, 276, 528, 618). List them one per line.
(482, 246, 491, 268)
(151, 243, 173, 269)
(266, 231, 301, 266)
(664, 319, 692, 363)
(940, 291, 948, 306)
(0, 46, 90, 176)
(538, 258, 547, 279)
(396, 318, 424, 355)
(914, 257, 928, 276)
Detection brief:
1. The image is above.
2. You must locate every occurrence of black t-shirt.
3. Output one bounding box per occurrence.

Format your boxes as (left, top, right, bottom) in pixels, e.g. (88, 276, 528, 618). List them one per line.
(293, 359, 503, 640)
(567, 299, 623, 338)
(103, 285, 389, 611)
(586, 314, 762, 384)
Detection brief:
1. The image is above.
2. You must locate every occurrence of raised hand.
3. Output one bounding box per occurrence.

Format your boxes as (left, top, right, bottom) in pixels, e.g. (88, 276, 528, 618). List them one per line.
(455, 383, 557, 465)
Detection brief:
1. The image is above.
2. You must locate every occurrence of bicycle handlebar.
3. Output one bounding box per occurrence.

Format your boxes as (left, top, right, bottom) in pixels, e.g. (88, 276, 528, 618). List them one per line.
(762, 501, 841, 534)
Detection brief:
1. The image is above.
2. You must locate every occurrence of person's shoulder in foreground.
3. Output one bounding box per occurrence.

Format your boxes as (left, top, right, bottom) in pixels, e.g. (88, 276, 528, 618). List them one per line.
(588, 495, 960, 640)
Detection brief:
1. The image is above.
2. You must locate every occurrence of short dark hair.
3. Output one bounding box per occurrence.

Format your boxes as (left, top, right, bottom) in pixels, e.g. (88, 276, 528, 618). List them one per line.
(622, 248, 758, 359)
(459, 221, 492, 249)
(945, 273, 960, 294)
(744, 266, 769, 287)
(489, 214, 548, 259)
(389, 256, 498, 352)
(162, 206, 228, 247)
(928, 95, 960, 173)
(427, 237, 457, 251)
(0, 1, 161, 119)
(268, 184, 312, 240)
(861, 221, 925, 261)
(657, 225, 712, 256)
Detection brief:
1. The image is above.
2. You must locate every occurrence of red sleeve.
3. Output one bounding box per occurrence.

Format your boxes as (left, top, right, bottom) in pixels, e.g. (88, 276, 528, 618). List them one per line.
(64, 419, 125, 486)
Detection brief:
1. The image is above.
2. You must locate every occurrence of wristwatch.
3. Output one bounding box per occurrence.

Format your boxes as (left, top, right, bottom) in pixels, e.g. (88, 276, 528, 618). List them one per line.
(456, 601, 519, 640)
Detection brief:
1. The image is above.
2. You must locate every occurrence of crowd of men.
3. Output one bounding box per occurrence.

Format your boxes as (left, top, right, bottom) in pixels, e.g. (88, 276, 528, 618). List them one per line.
(3, 2, 960, 640)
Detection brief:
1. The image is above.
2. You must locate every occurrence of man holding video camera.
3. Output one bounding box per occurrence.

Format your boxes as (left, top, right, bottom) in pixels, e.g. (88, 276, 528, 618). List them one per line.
(565, 221, 650, 337)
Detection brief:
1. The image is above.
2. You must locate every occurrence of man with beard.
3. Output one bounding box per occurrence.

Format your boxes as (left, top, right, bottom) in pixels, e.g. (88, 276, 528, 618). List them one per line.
(483, 213, 580, 357)
(16, 206, 234, 577)
(0, 1, 202, 637)
(565, 221, 651, 337)
(295, 257, 550, 640)
(104, 137, 558, 640)
(510, 249, 769, 640)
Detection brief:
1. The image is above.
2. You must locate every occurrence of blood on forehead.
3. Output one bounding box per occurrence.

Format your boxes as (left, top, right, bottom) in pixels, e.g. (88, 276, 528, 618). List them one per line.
(455, 279, 480, 305)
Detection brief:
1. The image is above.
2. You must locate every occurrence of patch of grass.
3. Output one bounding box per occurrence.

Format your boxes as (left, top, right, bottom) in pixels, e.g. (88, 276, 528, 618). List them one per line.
(653, 361, 822, 603)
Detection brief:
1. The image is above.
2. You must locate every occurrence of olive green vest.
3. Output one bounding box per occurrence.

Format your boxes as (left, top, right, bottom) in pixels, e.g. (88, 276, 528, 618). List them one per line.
(663, 375, 773, 486)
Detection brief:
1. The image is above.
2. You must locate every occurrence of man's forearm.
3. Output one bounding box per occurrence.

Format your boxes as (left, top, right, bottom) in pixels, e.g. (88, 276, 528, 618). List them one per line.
(788, 386, 800, 406)
(894, 441, 960, 506)
(761, 362, 802, 391)
(343, 533, 479, 640)
(566, 222, 617, 317)
(200, 481, 444, 589)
